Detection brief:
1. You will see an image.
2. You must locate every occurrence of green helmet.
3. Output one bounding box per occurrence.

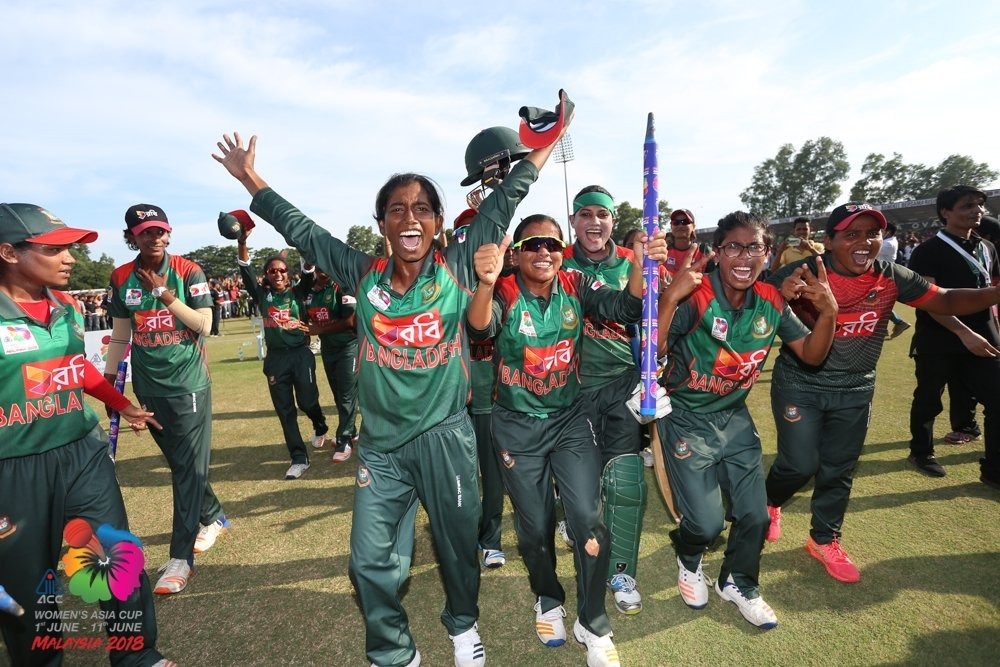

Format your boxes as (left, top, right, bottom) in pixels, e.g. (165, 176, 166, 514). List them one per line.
(461, 126, 530, 186)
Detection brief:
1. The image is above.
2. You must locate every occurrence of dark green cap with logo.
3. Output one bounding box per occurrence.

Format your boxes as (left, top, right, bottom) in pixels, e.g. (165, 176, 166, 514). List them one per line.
(0, 203, 98, 245)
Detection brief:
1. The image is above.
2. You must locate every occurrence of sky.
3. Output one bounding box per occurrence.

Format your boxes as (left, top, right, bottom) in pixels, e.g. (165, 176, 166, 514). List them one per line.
(3, 0, 999, 267)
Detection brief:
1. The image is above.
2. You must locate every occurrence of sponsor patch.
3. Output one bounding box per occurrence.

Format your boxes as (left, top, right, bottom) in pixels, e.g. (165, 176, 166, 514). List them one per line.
(711, 317, 728, 341)
(125, 288, 143, 306)
(784, 404, 801, 422)
(1, 325, 40, 355)
(23, 354, 87, 396)
(189, 281, 210, 297)
(0, 514, 15, 539)
(342, 295, 357, 305)
(674, 439, 691, 460)
(523, 339, 574, 377)
(134, 309, 175, 332)
(590, 280, 604, 290)
(366, 284, 391, 310)
(357, 464, 371, 488)
(500, 449, 515, 469)
(372, 310, 443, 346)
(518, 310, 537, 337)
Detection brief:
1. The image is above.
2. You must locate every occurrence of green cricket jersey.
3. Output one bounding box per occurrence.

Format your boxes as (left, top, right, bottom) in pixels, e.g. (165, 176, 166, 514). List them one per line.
(108, 254, 213, 396)
(661, 271, 809, 412)
(468, 339, 496, 415)
(248, 159, 539, 451)
(0, 290, 99, 459)
(239, 262, 314, 351)
(767, 255, 936, 393)
(562, 242, 637, 389)
(304, 281, 357, 348)
(474, 271, 642, 417)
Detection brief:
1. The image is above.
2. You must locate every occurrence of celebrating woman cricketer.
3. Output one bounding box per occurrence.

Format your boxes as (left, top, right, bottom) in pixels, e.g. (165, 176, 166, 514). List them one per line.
(561, 185, 649, 615)
(657, 211, 837, 630)
(468, 214, 667, 667)
(763, 202, 1000, 583)
(213, 115, 569, 667)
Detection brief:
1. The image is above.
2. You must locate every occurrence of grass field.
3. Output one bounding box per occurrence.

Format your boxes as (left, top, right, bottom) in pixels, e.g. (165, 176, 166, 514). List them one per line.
(34, 307, 1000, 666)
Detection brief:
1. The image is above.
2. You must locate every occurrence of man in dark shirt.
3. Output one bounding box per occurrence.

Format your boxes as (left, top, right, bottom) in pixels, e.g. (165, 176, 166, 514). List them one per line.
(907, 185, 1000, 488)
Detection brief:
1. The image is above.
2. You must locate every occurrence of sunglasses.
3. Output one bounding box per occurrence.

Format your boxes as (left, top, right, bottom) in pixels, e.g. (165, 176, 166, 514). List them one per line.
(670, 218, 693, 226)
(513, 236, 566, 253)
(267, 267, 288, 274)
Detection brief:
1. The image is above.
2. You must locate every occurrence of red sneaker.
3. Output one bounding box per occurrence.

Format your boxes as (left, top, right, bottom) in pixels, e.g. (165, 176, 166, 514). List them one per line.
(806, 537, 860, 583)
(765, 505, 781, 543)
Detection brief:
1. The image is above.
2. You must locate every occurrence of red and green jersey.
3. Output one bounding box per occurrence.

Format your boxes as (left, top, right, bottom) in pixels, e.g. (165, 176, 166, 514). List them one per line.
(475, 271, 642, 417)
(248, 158, 539, 451)
(767, 255, 937, 392)
(562, 242, 637, 389)
(108, 253, 213, 397)
(661, 271, 808, 412)
(239, 263, 313, 352)
(0, 289, 99, 459)
(304, 281, 357, 349)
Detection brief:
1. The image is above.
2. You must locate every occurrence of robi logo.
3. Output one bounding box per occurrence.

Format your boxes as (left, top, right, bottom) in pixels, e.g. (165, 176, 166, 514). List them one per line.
(373, 310, 443, 347)
(712, 347, 768, 381)
(267, 306, 291, 324)
(23, 354, 87, 397)
(523, 339, 574, 378)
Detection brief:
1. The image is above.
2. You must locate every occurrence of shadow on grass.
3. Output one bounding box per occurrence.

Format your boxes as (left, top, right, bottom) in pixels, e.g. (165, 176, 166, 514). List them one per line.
(882, 627, 1000, 666)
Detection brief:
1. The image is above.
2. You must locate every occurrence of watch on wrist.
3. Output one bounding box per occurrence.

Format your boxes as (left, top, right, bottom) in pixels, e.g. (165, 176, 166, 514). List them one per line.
(151, 286, 168, 299)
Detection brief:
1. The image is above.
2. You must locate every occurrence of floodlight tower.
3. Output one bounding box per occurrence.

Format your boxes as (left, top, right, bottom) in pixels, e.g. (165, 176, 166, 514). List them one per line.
(553, 134, 575, 243)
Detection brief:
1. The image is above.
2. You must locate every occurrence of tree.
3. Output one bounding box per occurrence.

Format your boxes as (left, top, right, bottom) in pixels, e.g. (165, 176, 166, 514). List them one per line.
(346, 225, 384, 256)
(610, 200, 670, 243)
(184, 245, 303, 280)
(740, 137, 849, 218)
(67, 246, 115, 290)
(850, 153, 997, 203)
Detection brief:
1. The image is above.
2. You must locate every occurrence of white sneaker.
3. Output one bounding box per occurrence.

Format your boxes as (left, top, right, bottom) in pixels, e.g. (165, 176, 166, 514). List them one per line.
(152, 660, 178, 667)
(556, 520, 574, 548)
(193, 516, 230, 554)
(312, 432, 327, 449)
(332, 442, 352, 463)
(285, 462, 310, 480)
(572, 619, 620, 667)
(639, 448, 654, 468)
(715, 575, 778, 629)
(482, 549, 506, 569)
(371, 650, 421, 667)
(533, 599, 567, 647)
(154, 558, 192, 595)
(607, 573, 642, 614)
(677, 556, 709, 609)
(450, 623, 485, 667)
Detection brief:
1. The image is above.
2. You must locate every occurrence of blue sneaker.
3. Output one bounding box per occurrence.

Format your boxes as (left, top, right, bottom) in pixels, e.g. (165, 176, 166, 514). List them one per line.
(194, 516, 230, 554)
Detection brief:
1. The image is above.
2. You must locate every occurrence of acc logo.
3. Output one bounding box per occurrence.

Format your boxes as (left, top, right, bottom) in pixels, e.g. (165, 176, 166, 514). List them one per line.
(561, 304, 578, 329)
(35, 569, 65, 602)
(523, 339, 574, 378)
(711, 317, 728, 341)
(357, 464, 372, 488)
(752, 315, 773, 339)
(674, 439, 691, 460)
(373, 310, 443, 346)
(784, 404, 801, 422)
(712, 347, 768, 382)
(500, 449, 515, 469)
(125, 288, 143, 306)
(518, 310, 537, 337)
(421, 282, 441, 304)
(0, 514, 15, 539)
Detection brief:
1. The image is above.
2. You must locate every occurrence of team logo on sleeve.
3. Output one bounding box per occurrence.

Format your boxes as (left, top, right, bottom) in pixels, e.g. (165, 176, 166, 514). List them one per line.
(560, 304, 578, 329)
(518, 310, 537, 337)
(23, 354, 87, 397)
(523, 339, 574, 378)
(674, 439, 691, 460)
(752, 315, 774, 338)
(356, 464, 372, 488)
(1, 325, 40, 354)
(372, 311, 443, 346)
(134, 309, 175, 332)
(499, 449, 515, 469)
(784, 404, 802, 422)
(189, 282, 210, 297)
(125, 288, 143, 306)
(711, 317, 729, 341)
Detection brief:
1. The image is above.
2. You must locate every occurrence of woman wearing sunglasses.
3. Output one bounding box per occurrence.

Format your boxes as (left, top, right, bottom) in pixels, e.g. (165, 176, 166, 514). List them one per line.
(236, 223, 328, 481)
(468, 214, 666, 667)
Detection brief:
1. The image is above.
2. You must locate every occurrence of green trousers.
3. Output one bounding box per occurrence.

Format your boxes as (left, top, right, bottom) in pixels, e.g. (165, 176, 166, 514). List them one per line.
(658, 405, 770, 597)
(766, 386, 872, 543)
(471, 411, 504, 552)
(348, 410, 482, 667)
(138, 387, 224, 560)
(320, 341, 359, 446)
(0, 432, 163, 667)
(263, 346, 327, 464)
(582, 370, 643, 465)
(492, 400, 612, 637)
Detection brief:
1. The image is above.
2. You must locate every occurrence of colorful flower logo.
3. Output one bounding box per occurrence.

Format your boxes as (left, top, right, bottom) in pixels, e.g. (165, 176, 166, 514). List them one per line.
(60, 518, 144, 603)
